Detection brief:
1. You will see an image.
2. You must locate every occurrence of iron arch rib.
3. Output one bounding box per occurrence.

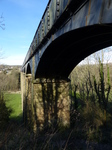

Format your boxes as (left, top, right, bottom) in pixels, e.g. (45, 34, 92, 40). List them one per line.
(35, 24, 112, 79)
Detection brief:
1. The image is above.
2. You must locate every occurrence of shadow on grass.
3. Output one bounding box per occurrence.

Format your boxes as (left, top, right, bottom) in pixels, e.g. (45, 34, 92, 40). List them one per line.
(9, 112, 23, 124)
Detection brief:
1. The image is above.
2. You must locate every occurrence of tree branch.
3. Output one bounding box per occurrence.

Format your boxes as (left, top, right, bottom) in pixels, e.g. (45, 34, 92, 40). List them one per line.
(0, 13, 5, 30)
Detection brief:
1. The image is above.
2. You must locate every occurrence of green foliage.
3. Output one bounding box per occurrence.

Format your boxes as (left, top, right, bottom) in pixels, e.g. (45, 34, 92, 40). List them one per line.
(93, 59, 111, 126)
(70, 57, 112, 143)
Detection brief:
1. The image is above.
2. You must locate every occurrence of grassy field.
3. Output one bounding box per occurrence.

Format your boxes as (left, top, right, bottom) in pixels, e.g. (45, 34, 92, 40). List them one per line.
(4, 92, 22, 122)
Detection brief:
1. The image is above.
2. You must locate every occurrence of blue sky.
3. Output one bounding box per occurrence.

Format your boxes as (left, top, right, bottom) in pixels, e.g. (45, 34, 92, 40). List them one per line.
(0, 0, 48, 65)
(0, 0, 112, 66)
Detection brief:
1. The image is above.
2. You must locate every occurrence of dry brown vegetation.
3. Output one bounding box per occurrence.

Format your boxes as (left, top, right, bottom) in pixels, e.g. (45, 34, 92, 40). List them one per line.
(1, 51, 112, 149)
(0, 68, 20, 91)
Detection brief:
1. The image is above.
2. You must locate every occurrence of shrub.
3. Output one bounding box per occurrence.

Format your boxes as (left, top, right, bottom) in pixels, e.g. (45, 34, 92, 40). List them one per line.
(0, 92, 12, 130)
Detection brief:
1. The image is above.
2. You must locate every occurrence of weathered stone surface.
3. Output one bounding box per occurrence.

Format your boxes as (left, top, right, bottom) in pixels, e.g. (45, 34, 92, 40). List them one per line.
(21, 75, 70, 131)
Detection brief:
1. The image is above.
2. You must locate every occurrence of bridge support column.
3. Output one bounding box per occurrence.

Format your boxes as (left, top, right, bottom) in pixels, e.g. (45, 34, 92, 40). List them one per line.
(21, 72, 26, 122)
(57, 80, 70, 127)
(25, 74, 33, 129)
(32, 79, 70, 131)
(32, 81, 44, 131)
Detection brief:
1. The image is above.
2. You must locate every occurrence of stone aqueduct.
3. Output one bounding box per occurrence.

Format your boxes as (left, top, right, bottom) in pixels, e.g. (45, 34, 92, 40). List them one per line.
(21, 0, 112, 130)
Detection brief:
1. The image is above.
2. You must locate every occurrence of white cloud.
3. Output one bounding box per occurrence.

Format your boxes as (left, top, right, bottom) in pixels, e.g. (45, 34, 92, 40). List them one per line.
(0, 55, 25, 65)
(79, 47, 112, 65)
(8, 0, 32, 8)
(20, 45, 29, 50)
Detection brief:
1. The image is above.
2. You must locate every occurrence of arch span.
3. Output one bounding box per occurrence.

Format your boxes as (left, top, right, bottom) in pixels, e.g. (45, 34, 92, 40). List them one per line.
(26, 63, 32, 75)
(35, 24, 112, 79)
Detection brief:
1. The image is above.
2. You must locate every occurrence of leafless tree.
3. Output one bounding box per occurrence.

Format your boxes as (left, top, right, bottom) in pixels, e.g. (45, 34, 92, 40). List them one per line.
(0, 13, 5, 30)
(0, 13, 5, 61)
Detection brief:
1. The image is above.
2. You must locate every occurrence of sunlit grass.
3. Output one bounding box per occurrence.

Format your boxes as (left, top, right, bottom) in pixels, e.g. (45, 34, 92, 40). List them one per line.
(4, 92, 22, 121)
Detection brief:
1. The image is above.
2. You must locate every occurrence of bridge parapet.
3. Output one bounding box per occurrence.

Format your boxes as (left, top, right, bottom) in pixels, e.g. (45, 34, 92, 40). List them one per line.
(22, 0, 88, 70)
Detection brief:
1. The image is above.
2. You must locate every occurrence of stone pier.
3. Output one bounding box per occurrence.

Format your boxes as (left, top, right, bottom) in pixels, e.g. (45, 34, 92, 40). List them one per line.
(21, 72, 70, 131)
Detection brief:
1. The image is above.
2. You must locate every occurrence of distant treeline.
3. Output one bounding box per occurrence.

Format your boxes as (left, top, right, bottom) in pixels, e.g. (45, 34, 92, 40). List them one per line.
(0, 68, 20, 91)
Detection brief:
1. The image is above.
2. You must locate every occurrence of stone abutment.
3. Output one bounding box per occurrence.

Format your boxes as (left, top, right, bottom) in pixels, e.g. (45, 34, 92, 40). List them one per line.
(21, 72, 70, 131)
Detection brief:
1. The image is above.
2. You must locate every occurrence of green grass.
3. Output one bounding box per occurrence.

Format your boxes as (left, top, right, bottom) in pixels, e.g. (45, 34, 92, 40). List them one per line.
(4, 92, 22, 122)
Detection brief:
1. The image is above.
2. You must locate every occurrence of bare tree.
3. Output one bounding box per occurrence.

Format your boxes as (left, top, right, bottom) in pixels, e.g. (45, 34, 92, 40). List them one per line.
(0, 13, 5, 61)
(0, 13, 5, 30)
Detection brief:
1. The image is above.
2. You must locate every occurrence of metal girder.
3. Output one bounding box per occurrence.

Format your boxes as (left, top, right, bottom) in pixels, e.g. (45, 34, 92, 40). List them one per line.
(22, 0, 112, 80)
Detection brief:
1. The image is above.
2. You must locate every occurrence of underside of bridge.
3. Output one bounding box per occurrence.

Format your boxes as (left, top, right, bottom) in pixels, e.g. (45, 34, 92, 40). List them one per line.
(35, 24, 112, 79)
(21, 0, 112, 132)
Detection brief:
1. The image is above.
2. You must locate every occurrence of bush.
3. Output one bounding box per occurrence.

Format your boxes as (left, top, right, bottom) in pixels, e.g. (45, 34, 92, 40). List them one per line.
(0, 92, 12, 130)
